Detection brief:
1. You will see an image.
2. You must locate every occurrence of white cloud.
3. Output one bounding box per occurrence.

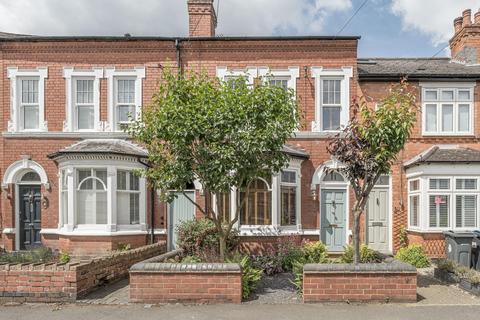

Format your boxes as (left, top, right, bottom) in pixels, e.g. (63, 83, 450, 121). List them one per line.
(0, 0, 351, 37)
(391, 0, 479, 46)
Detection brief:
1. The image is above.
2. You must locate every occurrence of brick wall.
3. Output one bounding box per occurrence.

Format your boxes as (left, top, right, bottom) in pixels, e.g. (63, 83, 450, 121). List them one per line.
(0, 242, 165, 302)
(303, 262, 417, 303)
(129, 251, 242, 304)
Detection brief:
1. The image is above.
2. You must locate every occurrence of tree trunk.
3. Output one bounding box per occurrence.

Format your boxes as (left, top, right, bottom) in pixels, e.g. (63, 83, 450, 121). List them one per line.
(352, 208, 361, 264)
(219, 233, 227, 262)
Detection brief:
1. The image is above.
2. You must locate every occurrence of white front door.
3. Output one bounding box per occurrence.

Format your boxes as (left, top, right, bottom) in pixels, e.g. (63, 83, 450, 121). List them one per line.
(366, 187, 390, 253)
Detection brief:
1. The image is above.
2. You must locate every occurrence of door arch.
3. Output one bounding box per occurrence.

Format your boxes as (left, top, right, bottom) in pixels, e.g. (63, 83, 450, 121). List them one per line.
(2, 159, 48, 251)
(312, 160, 349, 252)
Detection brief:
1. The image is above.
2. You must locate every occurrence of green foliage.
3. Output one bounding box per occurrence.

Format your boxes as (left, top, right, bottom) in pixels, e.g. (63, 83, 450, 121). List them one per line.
(128, 67, 299, 259)
(278, 241, 304, 272)
(250, 251, 284, 276)
(116, 243, 131, 252)
(58, 251, 71, 264)
(0, 247, 55, 264)
(340, 245, 381, 263)
(290, 241, 329, 294)
(176, 218, 239, 258)
(398, 226, 408, 249)
(302, 241, 328, 264)
(395, 244, 430, 268)
(181, 255, 203, 263)
(327, 80, 417, 263)
(228, 255, 263, 299)
(250, 236, 304, 275)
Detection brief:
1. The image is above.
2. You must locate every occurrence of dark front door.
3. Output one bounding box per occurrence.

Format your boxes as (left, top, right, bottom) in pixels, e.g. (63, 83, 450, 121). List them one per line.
(19, 185, 42, 250)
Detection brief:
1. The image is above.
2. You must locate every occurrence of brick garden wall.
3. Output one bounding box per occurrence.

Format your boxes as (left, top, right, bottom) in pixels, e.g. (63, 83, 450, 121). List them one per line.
(0, 242, 165, 303)
(303, 262, 417, 303)
(129, 251, 242, 304)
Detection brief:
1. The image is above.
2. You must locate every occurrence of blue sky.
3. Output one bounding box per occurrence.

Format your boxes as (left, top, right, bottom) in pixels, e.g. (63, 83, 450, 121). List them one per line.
(0, 0, 477, 58)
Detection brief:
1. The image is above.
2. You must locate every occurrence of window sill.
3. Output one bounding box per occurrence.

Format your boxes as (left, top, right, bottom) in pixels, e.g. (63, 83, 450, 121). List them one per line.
(421, 133, 475, 137)
(239, 225, 308, 236)
(41, 228, 147, 236)
(3, 131, 130, 139)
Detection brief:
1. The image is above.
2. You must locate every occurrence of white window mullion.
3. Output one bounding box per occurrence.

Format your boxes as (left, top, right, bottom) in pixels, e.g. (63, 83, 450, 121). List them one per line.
(271, 175, 279, 227)
(107, 166, 116, 231)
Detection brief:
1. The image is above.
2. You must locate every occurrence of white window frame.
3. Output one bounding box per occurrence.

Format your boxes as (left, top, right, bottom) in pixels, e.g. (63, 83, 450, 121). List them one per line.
(420, 82, 475, 136)
(257, 67, 299, 93)
(311, 67, 353, 132)
(407, 174, 480, 232)
(116, 170, 141, 225)
(58, 161, 147, 234)
(7, 67, 48, 132)
(105, 67, 145, 132)
(63, 68, 103, 132)
(216, 66, 257, 85)
(408, 178, 421, 229)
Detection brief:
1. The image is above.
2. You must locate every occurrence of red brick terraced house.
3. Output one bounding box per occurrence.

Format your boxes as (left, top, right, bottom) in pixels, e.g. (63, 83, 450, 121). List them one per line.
(0, 1, 479, 257)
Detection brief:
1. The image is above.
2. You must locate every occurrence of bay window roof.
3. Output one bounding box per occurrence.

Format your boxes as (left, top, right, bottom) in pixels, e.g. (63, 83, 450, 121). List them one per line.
(48, 139, 147, 160)
(404, 146, 480, 169)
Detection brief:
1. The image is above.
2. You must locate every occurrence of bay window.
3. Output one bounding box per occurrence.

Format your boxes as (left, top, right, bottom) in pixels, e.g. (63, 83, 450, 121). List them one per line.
(210, 160, 302, 233)
(117, 170, 140, 225)
(422, 85, 474, 135)
(280, 170, 297, 226)
(77, 169, 108, 224)
(240, 178, 272, 225)
(58, 164, 146, 233)
(408, 175, 480, 231)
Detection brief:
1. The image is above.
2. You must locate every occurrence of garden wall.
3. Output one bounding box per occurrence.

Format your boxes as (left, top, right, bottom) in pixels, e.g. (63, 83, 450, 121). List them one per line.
(130, 251, 242, 304)
(303, 262, 417, 303)
(0, 242, 166, 303)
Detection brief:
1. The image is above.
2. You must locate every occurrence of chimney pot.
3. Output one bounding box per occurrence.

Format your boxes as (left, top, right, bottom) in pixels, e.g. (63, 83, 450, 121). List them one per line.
(454, 17, 463, 33)
(463, 9, 472, 26)
(475, 10, 480, 24)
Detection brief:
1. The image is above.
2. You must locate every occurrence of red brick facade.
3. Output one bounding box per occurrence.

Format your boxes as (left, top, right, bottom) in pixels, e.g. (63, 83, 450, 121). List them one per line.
(0, 4, 479, 257)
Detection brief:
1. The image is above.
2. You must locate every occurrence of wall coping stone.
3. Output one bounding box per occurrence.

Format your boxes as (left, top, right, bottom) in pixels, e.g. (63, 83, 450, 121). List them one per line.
(130, 249, 241, 273)
(304, 261, 417, 273)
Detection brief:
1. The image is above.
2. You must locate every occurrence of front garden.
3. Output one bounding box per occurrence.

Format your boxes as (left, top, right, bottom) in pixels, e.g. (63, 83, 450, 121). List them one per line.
(129, 218, 424, 304)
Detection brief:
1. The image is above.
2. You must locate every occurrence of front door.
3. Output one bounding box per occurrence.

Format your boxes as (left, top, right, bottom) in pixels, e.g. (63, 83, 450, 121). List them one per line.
(168, 191, 195, 251)
(320, 189, 346, 252)
(19, 185, 42, 250)
(366, 188, 390, 253)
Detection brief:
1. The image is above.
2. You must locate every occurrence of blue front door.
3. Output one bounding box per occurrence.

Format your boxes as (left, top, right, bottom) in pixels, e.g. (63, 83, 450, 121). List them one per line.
(168, 191, 195, 251)
(320, 189, 346, 252)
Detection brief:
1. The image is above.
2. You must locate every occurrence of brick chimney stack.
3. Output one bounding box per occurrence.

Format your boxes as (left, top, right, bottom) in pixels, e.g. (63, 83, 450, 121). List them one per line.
(450, 8, 480, 64)
(187, 0, 217, 37)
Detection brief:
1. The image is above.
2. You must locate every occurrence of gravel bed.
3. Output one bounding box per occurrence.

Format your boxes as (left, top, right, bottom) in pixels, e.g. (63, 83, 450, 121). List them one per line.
(244, 273, 300, 304)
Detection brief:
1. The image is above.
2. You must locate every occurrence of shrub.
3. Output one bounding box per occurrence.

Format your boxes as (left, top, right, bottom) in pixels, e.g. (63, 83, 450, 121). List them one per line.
(437, 258, 480, 285)
(302, 241, 328, 264)
(59, 251, 71, 264)
(0, 247, 55, 264)
(290, 241, 329, 294)
(176, 218, 239, 259)
(116, 243, 131, 252)
(395, 244, 430, 268)
(276, 236, 304, 271)
(398, 226, 408, 249)
(340, 245, 380, 263)
(251, 250, 283, 276)
(228, 255, 263, 299)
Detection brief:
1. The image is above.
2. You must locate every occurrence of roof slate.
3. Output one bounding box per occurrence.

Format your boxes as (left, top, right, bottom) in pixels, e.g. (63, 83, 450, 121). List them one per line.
(283, 144, 310, 159)
(404, 146, 480, 168)
(49, 139, 148, 159)
(358, 58, 480, 80)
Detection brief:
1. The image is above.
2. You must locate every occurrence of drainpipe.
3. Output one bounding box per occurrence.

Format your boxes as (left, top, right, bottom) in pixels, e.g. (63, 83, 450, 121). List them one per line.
(150, 187, 155, 244)
(175, 38, 182, 74)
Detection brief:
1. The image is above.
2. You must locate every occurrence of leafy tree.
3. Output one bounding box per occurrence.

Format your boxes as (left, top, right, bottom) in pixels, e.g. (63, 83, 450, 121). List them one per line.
(327, 80, 417, 264)
(129, 68, 298, 260)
